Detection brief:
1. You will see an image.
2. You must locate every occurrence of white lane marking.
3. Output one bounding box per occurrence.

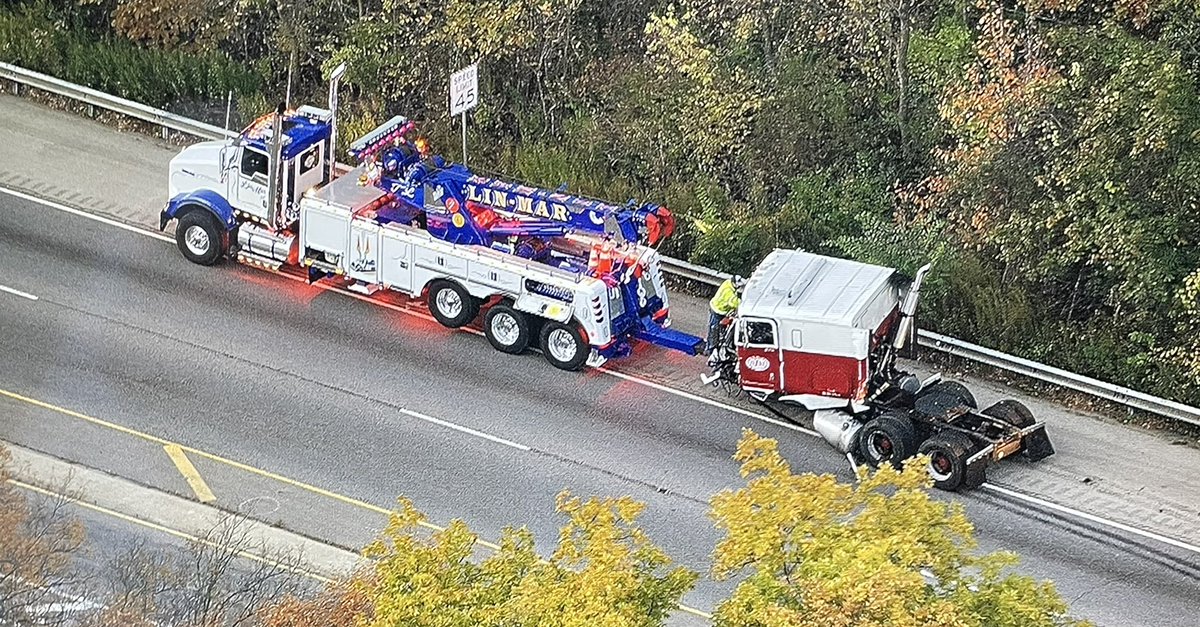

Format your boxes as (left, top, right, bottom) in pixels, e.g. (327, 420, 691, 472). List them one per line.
(10, 181, 1198, 560)
(981, 483, 1200, 556)
(600, 368, 821, 438)
(0, 186, 174, 243)
(400, 408, 530, 451)
(0, 284, 38, 301)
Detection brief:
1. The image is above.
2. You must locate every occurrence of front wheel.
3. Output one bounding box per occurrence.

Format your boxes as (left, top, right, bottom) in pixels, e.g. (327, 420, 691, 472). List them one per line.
(539, 321, 588, 371)
(176, 211, 225, 266)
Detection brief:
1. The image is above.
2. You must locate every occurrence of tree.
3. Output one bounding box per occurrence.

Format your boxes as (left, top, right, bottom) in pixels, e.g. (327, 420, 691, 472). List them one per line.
(0, 446, 87, 627)
(260, 493, 696, 627)
(708, 429, 1089, 627)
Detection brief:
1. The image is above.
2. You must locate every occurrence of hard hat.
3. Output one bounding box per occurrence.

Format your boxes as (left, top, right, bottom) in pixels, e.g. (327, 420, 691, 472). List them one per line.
(733, 275, 747, 290)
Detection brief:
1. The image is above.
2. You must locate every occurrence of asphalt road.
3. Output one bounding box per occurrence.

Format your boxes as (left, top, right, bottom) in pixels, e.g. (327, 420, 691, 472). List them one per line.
(1, 194, 1198, 625)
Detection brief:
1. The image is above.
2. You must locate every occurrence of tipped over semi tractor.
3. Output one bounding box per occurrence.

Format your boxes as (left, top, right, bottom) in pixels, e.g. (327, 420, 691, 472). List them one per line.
(704, 249, 1055, 490)
(158, 73, 1052, 490)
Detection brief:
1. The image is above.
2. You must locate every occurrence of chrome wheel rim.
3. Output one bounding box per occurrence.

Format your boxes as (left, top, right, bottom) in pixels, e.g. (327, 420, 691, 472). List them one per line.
(547, 328, 578, 363)
(490, 312, 520, 346)
(928, 451, 953, 481)
(435, 288, 462, 318)
(867, 433, 894, 460)
(184, 225, 210, 256)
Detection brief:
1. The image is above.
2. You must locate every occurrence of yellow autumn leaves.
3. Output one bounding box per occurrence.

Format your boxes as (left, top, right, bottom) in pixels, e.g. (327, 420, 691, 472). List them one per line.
(260, 430, 1087, 627)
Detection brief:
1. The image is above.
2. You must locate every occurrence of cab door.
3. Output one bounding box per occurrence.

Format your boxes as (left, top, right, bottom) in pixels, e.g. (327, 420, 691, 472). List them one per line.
(231, 146, 270, 219)
(736, 317, 782, 392)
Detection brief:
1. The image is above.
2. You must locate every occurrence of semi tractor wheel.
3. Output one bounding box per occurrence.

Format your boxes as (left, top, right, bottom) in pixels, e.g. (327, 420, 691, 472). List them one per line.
(539, 321, 588, 371)
(919, 430, 986, 491)
(484, 304, 531, 354)
(922, 381, 978, 408)
(982, 399, 1035, 428)
(914, 380, 978, 419)
(858, 413, 918, 468)
(983, 399, 1054, 460)
(176, 211, 225, 266)
(428, 281, 479, 328)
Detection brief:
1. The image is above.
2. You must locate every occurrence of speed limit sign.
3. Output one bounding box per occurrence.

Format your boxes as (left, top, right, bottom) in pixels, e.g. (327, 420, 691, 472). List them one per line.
(450, 63, 478, 116)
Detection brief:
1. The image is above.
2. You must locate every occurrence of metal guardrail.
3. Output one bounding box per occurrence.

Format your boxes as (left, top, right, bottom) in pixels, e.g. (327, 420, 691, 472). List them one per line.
(5, 62, 1199, 427)
(918, 331, 1200, 427)
(0, 62, 236, 141)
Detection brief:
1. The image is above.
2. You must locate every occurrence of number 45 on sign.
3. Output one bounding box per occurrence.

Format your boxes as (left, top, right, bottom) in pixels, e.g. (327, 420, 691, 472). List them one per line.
(450, 63, 479, 164)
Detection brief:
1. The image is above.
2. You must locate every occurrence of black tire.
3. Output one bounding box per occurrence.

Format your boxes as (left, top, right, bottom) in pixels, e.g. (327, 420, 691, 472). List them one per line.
(427, 281, 478, 328)
(484, 304, 531, 354)
(983, 399, 1054, 460)
(175, 210, 225, 266)
(982, 399, 1035, 428)
(539, 321, 589, 371)
(857, 413, 918, 468)
(919, 430, 983, 491)
(923, 381, 978, 408)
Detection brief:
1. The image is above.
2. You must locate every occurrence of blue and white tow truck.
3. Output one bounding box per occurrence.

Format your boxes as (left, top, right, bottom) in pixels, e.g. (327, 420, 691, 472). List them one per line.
(159, 97, 703, 370)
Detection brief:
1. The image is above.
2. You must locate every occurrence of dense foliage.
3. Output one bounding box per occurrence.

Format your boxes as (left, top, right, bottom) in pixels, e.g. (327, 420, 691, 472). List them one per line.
(709, 430, 1088, 627)
(3, 0, 1198, 404)
(254, 432, 1085, 626)
(260, 493, 697, 626)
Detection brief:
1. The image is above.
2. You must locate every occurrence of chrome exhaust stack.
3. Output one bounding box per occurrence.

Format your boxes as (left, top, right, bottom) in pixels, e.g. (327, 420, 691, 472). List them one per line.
(893, 263, 932, 352)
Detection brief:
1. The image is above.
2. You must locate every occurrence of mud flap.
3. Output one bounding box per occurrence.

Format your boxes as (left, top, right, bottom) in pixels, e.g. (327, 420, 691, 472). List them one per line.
(1022, 424, 1056, 462)
(963, 454, 989, 490)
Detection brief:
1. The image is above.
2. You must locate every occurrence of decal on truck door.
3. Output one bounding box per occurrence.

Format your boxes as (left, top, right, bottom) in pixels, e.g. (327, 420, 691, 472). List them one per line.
(737, 318, 781, 391)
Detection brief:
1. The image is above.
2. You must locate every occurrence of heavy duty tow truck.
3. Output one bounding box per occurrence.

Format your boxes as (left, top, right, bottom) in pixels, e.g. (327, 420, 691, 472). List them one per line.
(160, 97, 703, 370)
(705, 249, 1055, 490)
(158, 74, 1050, 489)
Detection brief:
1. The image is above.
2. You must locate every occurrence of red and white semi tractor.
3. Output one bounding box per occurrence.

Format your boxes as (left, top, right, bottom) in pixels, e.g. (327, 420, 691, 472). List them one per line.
(706, 249, 1055, 490)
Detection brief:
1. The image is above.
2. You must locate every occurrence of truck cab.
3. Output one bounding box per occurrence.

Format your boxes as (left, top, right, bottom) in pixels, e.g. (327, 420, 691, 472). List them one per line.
(732, 249, 903, 410)
(162, 107, 332, 265)
(709, 248, 1054, 491)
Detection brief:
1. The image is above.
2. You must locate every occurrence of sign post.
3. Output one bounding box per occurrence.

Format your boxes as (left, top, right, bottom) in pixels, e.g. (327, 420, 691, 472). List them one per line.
(449, 63, 479, 165)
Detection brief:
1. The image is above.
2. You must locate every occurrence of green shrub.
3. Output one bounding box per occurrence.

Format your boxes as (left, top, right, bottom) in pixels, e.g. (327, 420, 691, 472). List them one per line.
(0, 3, 259, 109)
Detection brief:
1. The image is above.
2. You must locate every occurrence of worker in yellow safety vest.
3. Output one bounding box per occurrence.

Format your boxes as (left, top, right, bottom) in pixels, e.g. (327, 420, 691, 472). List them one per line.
(706, 275, 746, 355)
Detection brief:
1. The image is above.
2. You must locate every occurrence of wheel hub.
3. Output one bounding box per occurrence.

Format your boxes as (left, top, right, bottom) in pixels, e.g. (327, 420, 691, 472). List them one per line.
(547, 328, 577, 362)
(869, 433, 894, 459)
(490, 312, 520, 345)
(928, 452, 953, 481)
(184, 225, 211, 256)
(435, 288, 462, 318)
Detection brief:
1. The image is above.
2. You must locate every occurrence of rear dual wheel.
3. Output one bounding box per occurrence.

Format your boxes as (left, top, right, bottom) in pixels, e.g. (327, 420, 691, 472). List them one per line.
(857, 413, 918, 468)
(540, 321, 588, 371)
(484, 304, 532, 354)
(919, 430, 987, 491)
(428, 281, 480, 328)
